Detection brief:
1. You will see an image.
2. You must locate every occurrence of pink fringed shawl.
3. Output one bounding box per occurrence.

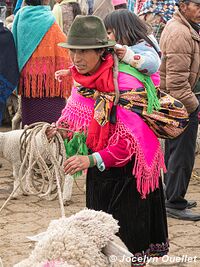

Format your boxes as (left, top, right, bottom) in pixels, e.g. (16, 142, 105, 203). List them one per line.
(57, 72, 166, 198)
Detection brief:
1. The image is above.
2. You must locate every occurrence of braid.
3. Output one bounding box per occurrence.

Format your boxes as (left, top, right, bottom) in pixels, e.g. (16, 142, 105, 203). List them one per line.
(113, 53, 120, 106)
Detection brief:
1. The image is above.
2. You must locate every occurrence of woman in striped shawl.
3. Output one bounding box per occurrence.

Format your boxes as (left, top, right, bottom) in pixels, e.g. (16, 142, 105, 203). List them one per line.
(12, 0, 73, 127)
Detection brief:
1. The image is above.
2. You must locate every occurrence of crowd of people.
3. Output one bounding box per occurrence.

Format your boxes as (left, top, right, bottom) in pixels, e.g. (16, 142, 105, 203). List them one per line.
(1, 0, 200, 266)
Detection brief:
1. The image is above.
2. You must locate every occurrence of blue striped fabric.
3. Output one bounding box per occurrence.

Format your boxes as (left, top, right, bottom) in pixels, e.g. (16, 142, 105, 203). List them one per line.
(139, 0, 178, 22)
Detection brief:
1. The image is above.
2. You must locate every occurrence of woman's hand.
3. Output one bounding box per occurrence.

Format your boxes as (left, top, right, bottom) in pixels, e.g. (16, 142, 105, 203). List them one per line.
(63, 155, 94, 175)
(45, 123, 58, 140)
(55, 69, 71, 82)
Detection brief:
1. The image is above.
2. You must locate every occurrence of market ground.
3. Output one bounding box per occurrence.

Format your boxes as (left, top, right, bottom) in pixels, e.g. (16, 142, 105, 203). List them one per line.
(0, 126, 200, 267)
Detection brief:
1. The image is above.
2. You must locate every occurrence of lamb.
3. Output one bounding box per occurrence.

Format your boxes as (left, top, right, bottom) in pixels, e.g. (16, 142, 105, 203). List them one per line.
(14, 209, 132, 267)
(0, 125, 73, 204)
(0, 129, 25, 197)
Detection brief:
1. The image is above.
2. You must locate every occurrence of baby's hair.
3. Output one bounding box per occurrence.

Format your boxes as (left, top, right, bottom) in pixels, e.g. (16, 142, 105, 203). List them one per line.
(104, 9, 158, 53)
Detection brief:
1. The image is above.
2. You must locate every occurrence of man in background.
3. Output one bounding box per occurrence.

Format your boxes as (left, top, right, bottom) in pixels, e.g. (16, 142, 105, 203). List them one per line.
(160, 0, 200, 221)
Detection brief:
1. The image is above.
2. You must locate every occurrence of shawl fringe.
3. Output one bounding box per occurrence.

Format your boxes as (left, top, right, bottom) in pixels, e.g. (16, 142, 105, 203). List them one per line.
(18, 23, 72, 98)
(19, 57, 72, 98)
(106, 121, 166, 199)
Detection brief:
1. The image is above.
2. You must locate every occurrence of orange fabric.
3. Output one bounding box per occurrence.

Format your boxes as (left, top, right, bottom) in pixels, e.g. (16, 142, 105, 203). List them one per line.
(19, 22, 72, 98)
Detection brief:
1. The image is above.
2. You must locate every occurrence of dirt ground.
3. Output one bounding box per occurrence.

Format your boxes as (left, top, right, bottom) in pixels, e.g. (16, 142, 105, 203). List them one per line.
(0, 126, 200, 267)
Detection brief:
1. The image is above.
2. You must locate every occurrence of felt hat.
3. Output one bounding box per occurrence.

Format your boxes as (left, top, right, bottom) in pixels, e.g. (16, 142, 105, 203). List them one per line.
(188, 0, 200, 3)
(177, 0, 200, 4)
(59, 15, 116, 49)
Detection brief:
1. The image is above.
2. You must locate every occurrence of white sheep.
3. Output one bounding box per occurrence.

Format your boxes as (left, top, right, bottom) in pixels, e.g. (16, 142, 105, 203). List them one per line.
(14, 209, 132, 267)
(0, 127, 73, 203)
(0, 129, 24, 197)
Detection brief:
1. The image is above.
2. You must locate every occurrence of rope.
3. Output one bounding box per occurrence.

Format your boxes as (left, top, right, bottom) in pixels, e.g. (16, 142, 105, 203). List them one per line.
(0, 122, 66, 217)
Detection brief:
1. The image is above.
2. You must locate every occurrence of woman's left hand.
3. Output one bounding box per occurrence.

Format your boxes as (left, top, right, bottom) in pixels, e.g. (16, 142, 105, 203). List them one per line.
(63, 155, 90, 175)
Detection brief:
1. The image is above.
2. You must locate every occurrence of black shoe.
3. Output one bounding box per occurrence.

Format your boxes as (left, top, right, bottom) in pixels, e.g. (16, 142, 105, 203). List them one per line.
(166, 208, 200, 221)
(186, 201, 197, 209)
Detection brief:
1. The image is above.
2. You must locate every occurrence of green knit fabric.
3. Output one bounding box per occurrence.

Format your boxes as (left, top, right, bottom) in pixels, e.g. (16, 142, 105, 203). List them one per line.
(118, 63, 160, 114)
(64, 132, 88, 178)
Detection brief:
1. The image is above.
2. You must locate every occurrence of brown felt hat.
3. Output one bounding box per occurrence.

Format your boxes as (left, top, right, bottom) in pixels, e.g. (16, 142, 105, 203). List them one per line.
(189, 0, 200, 3)
(59, 15, 116, 49)
(178, 0, 200, 3)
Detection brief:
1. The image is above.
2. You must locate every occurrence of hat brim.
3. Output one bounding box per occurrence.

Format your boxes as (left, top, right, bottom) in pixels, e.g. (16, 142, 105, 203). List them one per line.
(191, 0, 200, 3)
(58, 40, 116, 49)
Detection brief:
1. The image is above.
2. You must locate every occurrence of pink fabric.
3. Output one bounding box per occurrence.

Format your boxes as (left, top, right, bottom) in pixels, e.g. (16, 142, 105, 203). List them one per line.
(99, 138, 131, 168)
(112, 0, 127, 6)
(57, 86, 93, 132)
(99, 107, 161, 167)
(118, 71, 160, 91)
(57, 72, 165, 198)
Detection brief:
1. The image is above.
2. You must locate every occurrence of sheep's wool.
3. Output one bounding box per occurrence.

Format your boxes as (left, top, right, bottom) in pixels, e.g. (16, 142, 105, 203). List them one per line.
(14, 209, 120, 267)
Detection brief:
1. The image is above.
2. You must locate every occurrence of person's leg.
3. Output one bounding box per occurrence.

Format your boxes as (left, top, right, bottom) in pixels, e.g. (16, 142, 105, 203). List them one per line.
(164, 108, 199, 210)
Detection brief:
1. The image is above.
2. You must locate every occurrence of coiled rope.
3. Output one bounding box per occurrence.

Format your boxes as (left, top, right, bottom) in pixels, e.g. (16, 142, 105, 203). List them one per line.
(0, 122, 66, 217)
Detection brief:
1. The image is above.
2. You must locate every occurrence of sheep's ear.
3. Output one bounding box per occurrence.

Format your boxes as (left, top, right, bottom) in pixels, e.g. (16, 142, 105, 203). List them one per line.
(102, 240, 133, 258)
(26, 231, 47, 242)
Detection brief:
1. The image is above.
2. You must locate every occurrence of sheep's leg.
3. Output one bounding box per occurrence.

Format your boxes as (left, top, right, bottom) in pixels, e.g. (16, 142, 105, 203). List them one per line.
(12, 96, 22, 130)
(12, 165, 23, 199)
(62, 174, 74, 206)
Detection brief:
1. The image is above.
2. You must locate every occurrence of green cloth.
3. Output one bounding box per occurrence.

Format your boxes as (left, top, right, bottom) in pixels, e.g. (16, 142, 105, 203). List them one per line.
(64, 132, 88, 178)
(118, 63, 160, 114)
(12, 5, 55, 72)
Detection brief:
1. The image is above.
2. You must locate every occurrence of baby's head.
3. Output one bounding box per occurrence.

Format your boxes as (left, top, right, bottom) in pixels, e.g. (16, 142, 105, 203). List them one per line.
(104, 9, 150, 46)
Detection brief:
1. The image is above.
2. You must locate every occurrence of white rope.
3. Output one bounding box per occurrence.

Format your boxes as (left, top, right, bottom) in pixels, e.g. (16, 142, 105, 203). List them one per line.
(0, 122, 66, 217)
(0, 256, 3, 267)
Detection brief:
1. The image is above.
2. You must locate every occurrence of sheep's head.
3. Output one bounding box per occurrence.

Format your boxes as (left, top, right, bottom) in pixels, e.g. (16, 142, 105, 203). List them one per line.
(47, 209, 119, 249)
(14, 209, 132, 267)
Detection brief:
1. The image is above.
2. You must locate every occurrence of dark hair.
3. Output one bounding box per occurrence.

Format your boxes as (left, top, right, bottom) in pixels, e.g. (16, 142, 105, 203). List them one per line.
(25, 0, 42, 5)
(114, 4, 127, 10)
(68, 2, 81, 20)
(104, 9, 158, 51)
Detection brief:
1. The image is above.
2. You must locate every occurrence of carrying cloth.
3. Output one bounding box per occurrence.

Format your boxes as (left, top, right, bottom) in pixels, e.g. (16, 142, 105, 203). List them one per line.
(78, 63, 189, 139)
(0, 22, 19, 125)
(118, 63, 189, 139)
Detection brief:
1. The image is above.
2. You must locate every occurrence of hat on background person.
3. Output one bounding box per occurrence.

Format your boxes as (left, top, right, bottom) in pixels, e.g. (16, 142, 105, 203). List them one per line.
(112, 0, 127, 6)
(59, 15, 116, 49)
(176, 0, 200, 5)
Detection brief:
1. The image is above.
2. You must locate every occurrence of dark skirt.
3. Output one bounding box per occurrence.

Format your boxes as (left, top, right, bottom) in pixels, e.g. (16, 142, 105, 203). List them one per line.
(86, 160, 169, 260)
(21, 97, 66, 127)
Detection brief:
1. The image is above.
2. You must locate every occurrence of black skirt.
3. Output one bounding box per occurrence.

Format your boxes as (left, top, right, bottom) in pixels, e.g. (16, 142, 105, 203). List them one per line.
(86, 160, 169, 259)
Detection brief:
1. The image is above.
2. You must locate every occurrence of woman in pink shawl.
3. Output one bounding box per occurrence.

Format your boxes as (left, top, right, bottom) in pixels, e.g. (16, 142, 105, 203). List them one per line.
(47, 15, 168, 267)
